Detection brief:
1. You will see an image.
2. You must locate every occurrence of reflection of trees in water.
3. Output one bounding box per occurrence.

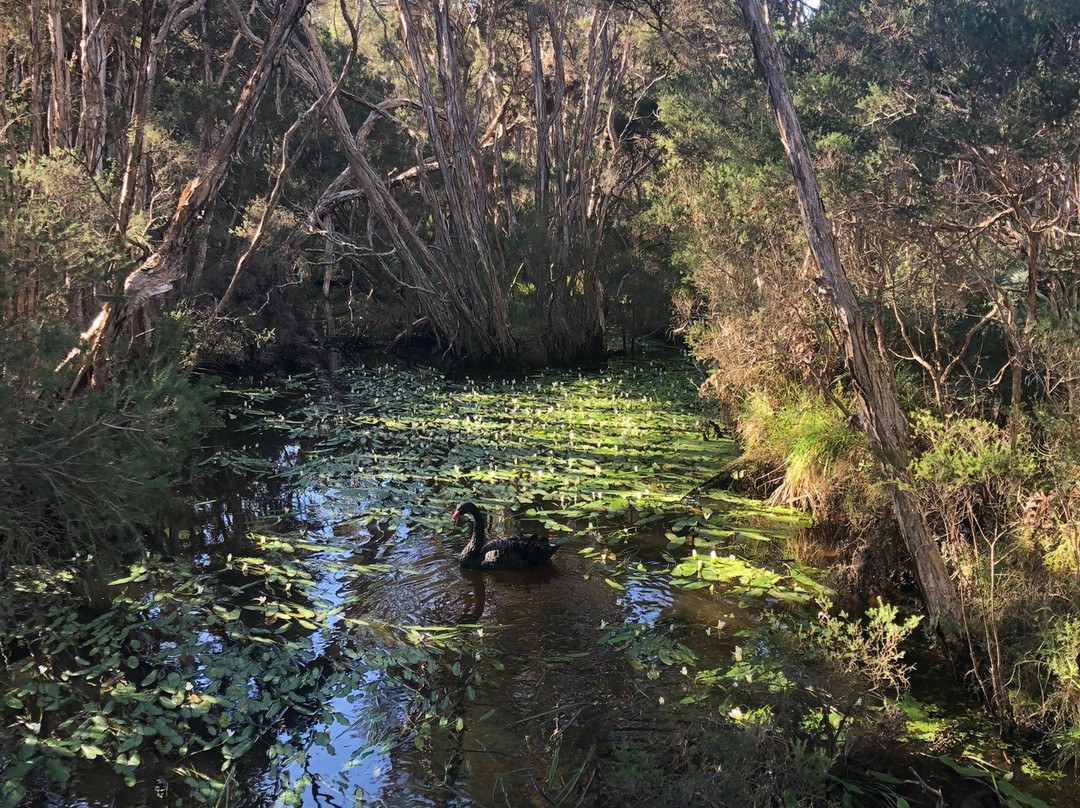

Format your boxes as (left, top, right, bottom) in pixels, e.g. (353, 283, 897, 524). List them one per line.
(149, 420, 305, 558)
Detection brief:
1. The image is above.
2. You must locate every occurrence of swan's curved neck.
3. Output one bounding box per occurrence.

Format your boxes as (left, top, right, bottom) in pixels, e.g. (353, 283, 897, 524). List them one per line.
(461, 510, 486, 557)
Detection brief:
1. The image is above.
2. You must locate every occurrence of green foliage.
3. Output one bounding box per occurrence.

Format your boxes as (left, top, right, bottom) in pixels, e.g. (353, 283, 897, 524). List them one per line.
(1, 154, 125, 326)
(0, 158, 215, 569)
(1022, 615, 1080, 768)
(938, 755, 1052, 808)
(734, 389, 871, 520)
(801, 602, 922, 697)
(0, 317, 215, 568)
(603, 598, 922, 808)
(5, 356, 1071, 805)
(237, 358, 741, 548)
(0, 534, 499, 805)
(910, 413, 1037, 490)
(1, 358, 762, 804)
(600, 708, 836, 808)
(669, 549, 831, 606)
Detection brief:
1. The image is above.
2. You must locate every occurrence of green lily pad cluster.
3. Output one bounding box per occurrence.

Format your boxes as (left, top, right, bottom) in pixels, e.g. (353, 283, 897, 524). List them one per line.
(669, 549, 831, 604)
(0, 537, 495, 806)
(231, 361, 744, 542)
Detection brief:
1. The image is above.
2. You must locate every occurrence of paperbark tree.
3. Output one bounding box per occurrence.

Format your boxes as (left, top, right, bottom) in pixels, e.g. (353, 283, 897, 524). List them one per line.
(736, 0, 968, 658)
(29, 0, 46, 159)
(116, 0, 207, 239)
(391, 0, 515, 358)
(46, 0, 72, 151)
(62, 0, 313, 393)
(354, 0, 652, 363)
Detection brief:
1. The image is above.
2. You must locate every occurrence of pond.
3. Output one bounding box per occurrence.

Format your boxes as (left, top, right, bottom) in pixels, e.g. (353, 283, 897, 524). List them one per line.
(1, 356, 1066, 807)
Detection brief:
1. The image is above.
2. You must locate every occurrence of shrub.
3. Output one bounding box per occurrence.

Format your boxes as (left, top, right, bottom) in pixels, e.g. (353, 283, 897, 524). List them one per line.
(734, 389, 872, 521)
(0, 314, 215, 570)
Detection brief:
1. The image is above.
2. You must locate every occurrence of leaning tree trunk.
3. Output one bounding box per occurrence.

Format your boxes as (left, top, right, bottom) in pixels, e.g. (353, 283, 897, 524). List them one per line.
(274, 12, 514, 360)
(62, 0, 312, 393)
(394, 0, 515, 359)
(737, 0, 967, 659)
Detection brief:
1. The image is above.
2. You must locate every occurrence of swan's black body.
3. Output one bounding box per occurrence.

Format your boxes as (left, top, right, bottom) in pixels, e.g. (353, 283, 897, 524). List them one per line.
(453, 502, 559, 570)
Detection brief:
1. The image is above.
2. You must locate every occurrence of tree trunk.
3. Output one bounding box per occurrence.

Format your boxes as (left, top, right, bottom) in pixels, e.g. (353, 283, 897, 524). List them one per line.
(737, 0, 968, 659)
(524, 2, 619, 362)
(30, 0, 46, 159)
(77, 0, 108, 175)
(394, 0, 514, 358)
(46, 0, 73, 151)
(279, 13, 513, 360)
(62, 0, 313, 393)
(117, 0, 207, 238)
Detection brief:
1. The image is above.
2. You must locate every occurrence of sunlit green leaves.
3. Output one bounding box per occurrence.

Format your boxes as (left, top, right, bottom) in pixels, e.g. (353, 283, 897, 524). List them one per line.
(1, 358, 832, 806)
(0, 543, 354, 804)
(670, 550, 831, 604)
(217, 360, 741, 543)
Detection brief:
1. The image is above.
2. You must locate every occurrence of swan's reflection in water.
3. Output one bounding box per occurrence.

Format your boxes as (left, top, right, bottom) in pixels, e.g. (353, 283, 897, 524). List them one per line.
(458, 569, 486, 623)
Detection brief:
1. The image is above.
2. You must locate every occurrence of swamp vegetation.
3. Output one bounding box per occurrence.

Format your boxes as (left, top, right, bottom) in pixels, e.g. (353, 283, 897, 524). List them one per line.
(2, 358, 1067, 807)
(4, 0, 1080, 805)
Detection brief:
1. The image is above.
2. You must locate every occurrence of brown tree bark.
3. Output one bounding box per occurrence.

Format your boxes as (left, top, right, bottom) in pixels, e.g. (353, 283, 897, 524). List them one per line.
(62, 0, 313, 393)
(394, 0, 514, 357)
(116, 0, 207, 238)
(251, 10, 512, 359)
(30, 0, 46, 159)
(301, 16, 510, 358)
(521, 2, 648, 362)
(213, 2, 359, 318)
(737, 0, 967, 658)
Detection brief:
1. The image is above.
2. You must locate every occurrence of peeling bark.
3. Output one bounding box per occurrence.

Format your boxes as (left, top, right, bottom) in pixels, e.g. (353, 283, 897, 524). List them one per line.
(117, 0, 207, 238)
(76, 0, 108, 174)
(47, 0, 72, 151)
(30, 0, 46, 159)
(394, 0, 514, 358)
(288, 14, 508, 359)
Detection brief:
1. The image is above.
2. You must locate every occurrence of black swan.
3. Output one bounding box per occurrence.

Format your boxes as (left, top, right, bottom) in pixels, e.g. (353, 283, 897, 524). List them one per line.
(452, 502, 559, 570)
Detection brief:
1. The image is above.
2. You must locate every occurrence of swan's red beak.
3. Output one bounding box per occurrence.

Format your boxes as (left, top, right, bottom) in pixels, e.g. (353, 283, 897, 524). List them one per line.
(452, 508, 460, 523)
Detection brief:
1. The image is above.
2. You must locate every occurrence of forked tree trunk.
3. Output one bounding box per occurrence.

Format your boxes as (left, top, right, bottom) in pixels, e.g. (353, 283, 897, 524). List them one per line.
(279, 13, 515, 360)
(62, 0, 312, 393)
(393, 0, 514, 357)
(737, 0, 967, 659)
(116, 0, 207, 238)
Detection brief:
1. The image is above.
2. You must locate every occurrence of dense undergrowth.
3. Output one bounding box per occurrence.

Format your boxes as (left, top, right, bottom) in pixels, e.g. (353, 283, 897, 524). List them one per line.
(0, 315, 215, 572)
(707, 380, 1080, 787)
(650, 0, 1080, 784)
